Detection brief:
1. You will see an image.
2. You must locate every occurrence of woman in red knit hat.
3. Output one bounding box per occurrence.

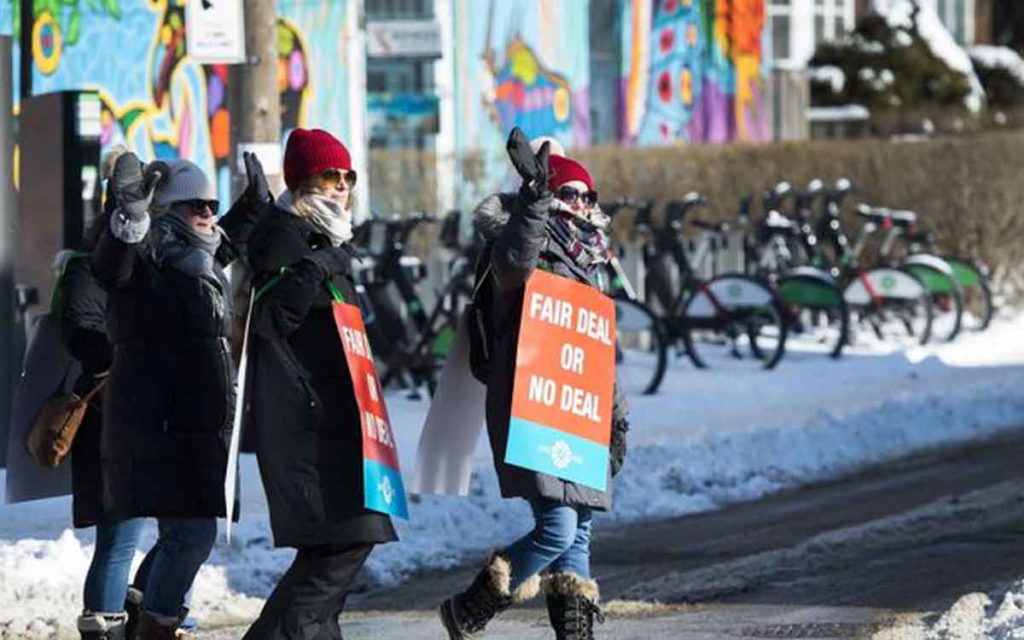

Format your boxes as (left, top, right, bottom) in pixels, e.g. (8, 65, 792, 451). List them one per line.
(242, 128, 397, 639)
(438, 129, 629, 640)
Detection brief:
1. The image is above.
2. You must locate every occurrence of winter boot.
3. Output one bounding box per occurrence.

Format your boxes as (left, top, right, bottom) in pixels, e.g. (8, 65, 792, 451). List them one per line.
(132, 611, 181, 640)
(77, 613, 127, 640)
(544, 573, 605, 640)
(124, 587, 143, 640)
(438, 552, 540, 639)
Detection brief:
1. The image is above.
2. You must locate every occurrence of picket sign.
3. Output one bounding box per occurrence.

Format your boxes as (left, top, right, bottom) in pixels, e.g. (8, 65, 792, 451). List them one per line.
(410, 310, 487, 496)
(328, 281, 409, 519)
(504, 270, 616, 491)
(224, 288, 254, 542)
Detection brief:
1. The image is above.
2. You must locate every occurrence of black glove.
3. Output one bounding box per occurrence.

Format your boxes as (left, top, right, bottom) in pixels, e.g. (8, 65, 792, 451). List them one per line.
(506, 127, 550, 202)
(241, 151, 273, 205)
(305, 246, 351, 279)
(111, 152, 166, 221)
(610, 416, 629, 477)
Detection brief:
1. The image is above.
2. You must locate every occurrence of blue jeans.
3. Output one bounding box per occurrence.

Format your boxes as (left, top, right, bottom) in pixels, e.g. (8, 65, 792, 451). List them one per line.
(506, 499, 594, 592)
(140, 518, 217, 618)
(83, 517, 146, 613)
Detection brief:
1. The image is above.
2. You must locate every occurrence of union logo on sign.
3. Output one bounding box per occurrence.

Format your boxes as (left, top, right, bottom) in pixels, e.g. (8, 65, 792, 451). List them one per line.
(379, 475, 394, 505)
(881, 275, 896, 290)
(727, 283, 743, 299)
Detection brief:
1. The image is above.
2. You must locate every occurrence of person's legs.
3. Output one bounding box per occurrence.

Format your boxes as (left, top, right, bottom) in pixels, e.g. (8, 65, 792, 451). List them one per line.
(546, 507, 593, 579)
(505, 500, 580, 590)
(140, 518, 217, 621)
(82, 517, 145, 614)
(439, 499, 574, 639)
(79, 517, 145, 638)
(243, 544, 373, 640)
(544, 508, 603, 640)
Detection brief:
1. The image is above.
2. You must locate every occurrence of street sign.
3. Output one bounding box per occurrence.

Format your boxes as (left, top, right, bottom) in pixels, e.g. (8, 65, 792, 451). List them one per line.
(186, 0, 246, 64)
(367, 20, 442, 59)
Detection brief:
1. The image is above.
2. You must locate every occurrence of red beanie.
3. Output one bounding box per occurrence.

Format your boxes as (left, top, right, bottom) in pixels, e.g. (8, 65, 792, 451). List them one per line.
(283, 128, 352, 191)
(548, 155, 594, 191)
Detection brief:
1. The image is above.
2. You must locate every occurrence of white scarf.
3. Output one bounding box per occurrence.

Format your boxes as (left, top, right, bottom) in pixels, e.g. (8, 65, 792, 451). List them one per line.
(276, 190, 353, 246)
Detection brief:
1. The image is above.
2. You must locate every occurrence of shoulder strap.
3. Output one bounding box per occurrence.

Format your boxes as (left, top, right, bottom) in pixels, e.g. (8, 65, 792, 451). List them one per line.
(50, 251, 94, 315)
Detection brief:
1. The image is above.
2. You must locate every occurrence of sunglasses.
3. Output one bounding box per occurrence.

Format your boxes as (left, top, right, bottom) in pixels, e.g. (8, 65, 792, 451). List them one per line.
(179, 199, 219, 217)
(315, 168, 358, 190)
(555, 186, 599, 207)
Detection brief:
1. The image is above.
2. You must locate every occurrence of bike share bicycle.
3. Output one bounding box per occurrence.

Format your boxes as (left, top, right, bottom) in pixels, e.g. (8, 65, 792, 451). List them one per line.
(355, 210, 476, 394)
(741, 180, 850, 359)
(605, 193, 788, 384)
(813, 180, 935, 347)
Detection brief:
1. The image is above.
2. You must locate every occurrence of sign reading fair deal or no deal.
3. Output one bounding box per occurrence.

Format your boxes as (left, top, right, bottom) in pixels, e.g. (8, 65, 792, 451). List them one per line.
(186, 0, 245, 64)
(505, 270, 616, 491)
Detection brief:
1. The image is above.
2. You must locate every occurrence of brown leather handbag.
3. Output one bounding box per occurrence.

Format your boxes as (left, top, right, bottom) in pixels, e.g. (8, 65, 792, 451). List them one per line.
(24, 375, 108, 469)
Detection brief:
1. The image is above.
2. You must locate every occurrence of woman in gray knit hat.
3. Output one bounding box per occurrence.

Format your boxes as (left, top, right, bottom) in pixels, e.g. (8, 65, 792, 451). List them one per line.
(91, 151, 268, 640)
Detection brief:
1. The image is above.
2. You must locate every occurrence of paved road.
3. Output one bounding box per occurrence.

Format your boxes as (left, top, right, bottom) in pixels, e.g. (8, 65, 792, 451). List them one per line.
(203, 432, 1024, 639)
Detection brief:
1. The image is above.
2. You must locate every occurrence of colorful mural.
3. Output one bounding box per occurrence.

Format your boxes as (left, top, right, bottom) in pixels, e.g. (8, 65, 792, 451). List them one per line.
(25, 0, 340, 206)
(453, 0, 590, 154)
(623, 0, 769, 145)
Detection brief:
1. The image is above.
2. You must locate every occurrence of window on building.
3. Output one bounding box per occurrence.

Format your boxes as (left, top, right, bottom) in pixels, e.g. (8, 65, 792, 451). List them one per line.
(770, 0, 792, 62)
(771, 0, 855, 65)
(936, 0, 975, 45)
(365, 0, 432, 21)
(589, 0, 621, 145)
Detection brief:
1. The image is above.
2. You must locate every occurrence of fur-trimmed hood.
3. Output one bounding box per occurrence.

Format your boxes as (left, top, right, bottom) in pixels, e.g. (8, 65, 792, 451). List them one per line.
(471, 192, 519, 241)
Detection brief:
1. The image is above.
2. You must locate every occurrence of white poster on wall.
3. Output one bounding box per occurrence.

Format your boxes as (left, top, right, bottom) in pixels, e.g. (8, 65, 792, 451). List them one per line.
(186, 0, 246, 64)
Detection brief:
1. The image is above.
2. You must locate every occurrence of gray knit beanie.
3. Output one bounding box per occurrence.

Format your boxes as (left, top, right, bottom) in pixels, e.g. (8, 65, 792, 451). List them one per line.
(150, 160, 216, 209)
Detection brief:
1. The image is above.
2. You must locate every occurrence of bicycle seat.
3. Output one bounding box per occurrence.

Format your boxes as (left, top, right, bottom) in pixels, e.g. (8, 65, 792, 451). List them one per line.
(888, 209, 917, 227)
(665, 193, 707, 229)
(690, 218, 730, 234)
(855, 204, 890, 223)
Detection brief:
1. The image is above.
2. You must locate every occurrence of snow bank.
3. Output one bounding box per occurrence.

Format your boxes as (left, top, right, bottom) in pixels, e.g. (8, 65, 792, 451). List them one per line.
(876, 580, 1024, 639)
(4, 313, 1024, 638)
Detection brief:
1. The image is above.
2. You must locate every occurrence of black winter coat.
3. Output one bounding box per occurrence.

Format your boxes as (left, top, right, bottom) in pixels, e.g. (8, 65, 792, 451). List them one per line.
(92, 202, 257, 519)
(246, 206, 397, 549)
(59, 254, 111, 528)
(473, 193, 629, 512)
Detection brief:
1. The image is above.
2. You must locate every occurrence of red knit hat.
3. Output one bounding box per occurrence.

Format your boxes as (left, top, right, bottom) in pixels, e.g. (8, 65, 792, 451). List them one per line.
(548, 155, 594, 191)
(283, 128, 352, 191)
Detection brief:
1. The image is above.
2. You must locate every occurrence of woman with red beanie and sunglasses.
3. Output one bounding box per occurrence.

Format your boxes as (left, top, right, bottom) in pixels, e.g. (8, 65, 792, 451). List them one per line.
(439, 130, 629, 640)
(242, 128, 396, 639)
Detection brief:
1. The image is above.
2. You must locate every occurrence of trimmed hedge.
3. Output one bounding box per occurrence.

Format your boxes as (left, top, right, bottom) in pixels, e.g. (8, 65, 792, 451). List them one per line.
(369, 131, 1024, 297)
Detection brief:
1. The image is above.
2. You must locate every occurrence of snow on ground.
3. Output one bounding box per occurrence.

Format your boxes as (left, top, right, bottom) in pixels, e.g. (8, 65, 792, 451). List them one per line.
(875, 580, 1024, 639)
(3, 313, 1024, 637)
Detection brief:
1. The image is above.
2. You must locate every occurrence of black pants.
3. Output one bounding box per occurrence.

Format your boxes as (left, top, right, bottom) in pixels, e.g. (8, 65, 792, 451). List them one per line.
(243, 543, 374, 640)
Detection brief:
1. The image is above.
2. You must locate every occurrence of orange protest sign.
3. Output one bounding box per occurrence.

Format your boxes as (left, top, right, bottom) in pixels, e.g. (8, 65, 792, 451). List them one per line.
(332, 297, 409, 519)
(505, 270, 616, 490)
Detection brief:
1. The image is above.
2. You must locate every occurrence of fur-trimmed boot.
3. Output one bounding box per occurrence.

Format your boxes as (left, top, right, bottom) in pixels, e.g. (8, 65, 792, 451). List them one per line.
(132, 611, 181, 640)
(439, 552, 541, 639)
(124, 587, 143, 640)
(544, 573, 605, 640)
(77, 613, 127, 640)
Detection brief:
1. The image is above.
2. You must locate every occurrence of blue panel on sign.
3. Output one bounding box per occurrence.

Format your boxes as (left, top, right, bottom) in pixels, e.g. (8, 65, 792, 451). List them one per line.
(504, 418, 609, 491)
(364, 459, 409, 519)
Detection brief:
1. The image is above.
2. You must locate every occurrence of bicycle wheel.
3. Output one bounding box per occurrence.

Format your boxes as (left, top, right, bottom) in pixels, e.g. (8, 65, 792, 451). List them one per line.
(902, 257, 962, 342)
(844, 268, 934, 347)
(680, 275, 788, 370)
(945, 258, 994, 331)
(614, 297, 667, 395)
(776, 268, 849, 359)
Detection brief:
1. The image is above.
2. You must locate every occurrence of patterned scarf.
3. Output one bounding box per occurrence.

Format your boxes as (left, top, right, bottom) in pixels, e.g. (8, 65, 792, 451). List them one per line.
(546, 210, 611, 270)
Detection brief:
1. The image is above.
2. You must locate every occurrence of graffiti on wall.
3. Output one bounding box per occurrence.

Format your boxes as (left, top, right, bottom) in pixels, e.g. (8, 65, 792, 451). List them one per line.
(26, 0, 335, 203)
(624, 0, 768, 145)
(454, 0, 590, 155)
